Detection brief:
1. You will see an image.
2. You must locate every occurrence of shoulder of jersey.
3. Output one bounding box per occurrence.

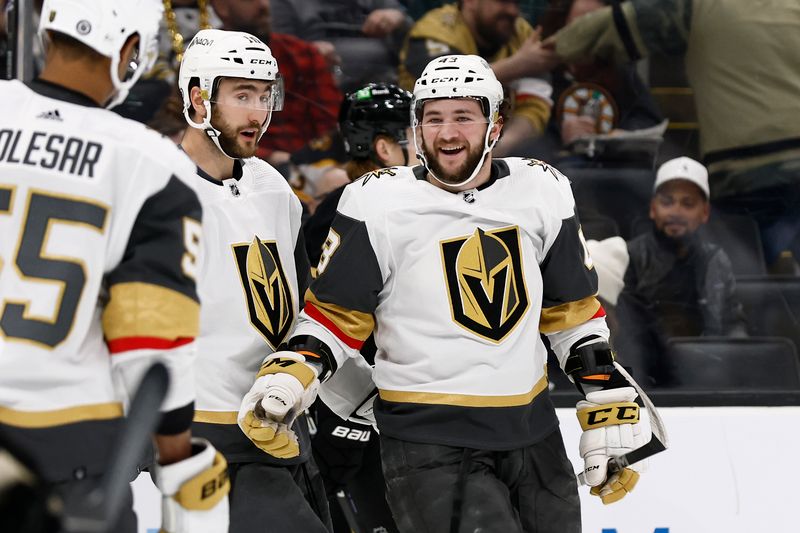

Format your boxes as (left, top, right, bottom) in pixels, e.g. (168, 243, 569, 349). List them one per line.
(242, 156, 292, 189)
(351, 165, 416, 193)
(503, 157, 570, 189)
(502, 157, 575, 211)
(10, 80, 195, 182)
(337, 165, 416, 218)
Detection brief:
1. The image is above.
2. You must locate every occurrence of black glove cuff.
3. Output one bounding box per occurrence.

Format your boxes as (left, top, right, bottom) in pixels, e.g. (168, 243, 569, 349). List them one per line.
(282, 335, 338, 381)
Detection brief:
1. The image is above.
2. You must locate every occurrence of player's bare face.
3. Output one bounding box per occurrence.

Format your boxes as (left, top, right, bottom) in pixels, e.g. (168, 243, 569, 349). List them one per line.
(650, 180, 710, 240)
(211, 78, 272, 158)
(419, 99, 488, 185)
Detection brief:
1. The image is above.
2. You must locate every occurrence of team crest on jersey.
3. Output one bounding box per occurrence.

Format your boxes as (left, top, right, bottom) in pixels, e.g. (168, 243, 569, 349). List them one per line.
(232, 237, 294, 349)
(440, 226, 530, 343)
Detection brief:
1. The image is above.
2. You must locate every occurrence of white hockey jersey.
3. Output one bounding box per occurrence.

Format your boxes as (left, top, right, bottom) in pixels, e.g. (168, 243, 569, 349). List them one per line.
(0, 79, 201, 480)
(293, 159, 609, 449)
(188, 157, 311, 463)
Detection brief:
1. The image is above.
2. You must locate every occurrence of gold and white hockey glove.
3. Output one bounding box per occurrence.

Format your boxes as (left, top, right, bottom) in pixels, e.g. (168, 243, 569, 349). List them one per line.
(153, 438, 229, 533)
(237, 352, 320, 458)
(576, 386, 646, 504)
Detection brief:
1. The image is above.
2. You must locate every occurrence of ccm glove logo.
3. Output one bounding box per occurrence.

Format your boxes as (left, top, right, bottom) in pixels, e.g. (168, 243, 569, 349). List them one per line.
(577, 402, 640, 430)
(331, 426, 371, 442)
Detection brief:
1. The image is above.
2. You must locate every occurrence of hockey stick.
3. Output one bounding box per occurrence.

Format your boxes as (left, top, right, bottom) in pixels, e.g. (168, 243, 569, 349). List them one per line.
(61, 362, 169, 532)
(336, 489, 363, 533)
(577, 362, 669, 485)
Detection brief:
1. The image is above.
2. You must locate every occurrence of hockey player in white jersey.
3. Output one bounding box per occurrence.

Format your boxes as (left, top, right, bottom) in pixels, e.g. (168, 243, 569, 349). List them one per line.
(238, 54, 655, 532)
(0, 1, 229, 532)
(177, 29, 331, 532)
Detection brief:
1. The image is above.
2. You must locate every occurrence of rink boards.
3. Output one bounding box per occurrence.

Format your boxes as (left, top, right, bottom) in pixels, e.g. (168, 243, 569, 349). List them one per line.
(131, 406, 800, 533)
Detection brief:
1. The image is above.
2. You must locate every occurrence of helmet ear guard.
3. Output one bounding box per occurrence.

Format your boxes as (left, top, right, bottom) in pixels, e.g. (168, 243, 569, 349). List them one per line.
(411, 54, 505, 188)
(38, 0, 163, 109)
(178, 28, 281, 159)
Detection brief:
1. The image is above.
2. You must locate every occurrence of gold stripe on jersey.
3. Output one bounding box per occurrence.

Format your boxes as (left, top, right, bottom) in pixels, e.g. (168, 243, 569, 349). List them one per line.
(194, 411, 239, 424)
(305, 289, 374, 343)
(102, 282, 200, 341)
(539, 296, 601, 333)
(379, 372, 549, 408)
(0, 402, 123, 428)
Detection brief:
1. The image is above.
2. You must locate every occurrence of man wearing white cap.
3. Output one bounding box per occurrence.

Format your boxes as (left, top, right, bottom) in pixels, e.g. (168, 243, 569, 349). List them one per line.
(614, 156, 746, 387)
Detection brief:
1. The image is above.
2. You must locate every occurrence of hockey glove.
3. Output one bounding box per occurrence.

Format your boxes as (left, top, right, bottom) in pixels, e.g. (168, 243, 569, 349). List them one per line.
(153, 438, 230, 533)
(238, 352, 320, 458)
(576, 386, 645, 504)
(312, 401, 373, 488)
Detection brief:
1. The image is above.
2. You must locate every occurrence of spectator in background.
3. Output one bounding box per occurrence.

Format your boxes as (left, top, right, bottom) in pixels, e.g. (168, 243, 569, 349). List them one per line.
(212, 0, 342, 167)
(547, 0, 800, 271)
(398, 0, 559, 155)
(615, 157, 746, 387)
(270, 0, 412, 92)
(525, 0, 662, 168)
(152, 0, 220, 82)
(407, 0, 551, 25)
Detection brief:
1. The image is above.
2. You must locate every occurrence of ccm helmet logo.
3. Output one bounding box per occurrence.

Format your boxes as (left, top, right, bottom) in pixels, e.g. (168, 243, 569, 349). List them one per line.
(430, 77, 459, 83)
(251, 58, 272, 64)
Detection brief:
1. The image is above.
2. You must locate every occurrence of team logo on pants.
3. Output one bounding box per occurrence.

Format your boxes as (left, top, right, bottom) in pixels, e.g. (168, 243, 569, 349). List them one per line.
(440, 226, 530, 343)
(232, 237, 294, 349)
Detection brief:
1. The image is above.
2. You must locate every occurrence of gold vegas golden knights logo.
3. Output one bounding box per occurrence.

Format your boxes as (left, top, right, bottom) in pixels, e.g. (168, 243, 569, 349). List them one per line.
(232, 237, 294, 349)
(440, 226, 530, 343)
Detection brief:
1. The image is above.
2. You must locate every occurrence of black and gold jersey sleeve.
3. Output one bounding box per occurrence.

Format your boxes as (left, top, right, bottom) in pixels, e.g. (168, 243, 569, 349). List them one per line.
(304, 210, 383, 351)
(539, 210, 603, 334)
(102, 174, 202, 354)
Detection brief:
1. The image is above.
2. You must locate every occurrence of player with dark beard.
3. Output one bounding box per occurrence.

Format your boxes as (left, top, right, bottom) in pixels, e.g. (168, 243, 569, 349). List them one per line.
(238, 55, 656, 532)
(178, 29, 332, 533)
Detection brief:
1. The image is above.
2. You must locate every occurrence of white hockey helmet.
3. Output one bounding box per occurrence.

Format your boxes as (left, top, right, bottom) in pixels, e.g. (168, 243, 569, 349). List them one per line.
(178, 29, 283, 158)
(38, 0, 163, 109)
(411, 55, 504, 187)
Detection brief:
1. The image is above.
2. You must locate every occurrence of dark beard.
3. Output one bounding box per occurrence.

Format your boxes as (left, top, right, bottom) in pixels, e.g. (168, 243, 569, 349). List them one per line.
(211, 106, 261, 159)
(474, 15, 515, 51)
(654, 224, 700, 253)
(423, 141, 485, 185)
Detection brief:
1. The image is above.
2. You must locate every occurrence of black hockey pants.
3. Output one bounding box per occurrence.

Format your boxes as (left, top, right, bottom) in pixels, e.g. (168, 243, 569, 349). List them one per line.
(380, 427, 580, 533)
(228, 459, 333, 533)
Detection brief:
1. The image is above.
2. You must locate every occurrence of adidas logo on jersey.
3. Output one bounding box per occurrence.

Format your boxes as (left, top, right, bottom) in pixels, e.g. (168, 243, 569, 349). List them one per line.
(36, 109, 63, 121)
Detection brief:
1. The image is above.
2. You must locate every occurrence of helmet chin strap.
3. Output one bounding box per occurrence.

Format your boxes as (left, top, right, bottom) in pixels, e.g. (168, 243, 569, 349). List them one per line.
(416, 119, 498, 189)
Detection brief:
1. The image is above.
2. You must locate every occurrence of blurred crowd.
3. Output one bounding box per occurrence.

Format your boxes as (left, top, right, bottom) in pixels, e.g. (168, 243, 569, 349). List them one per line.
(4, 0, 799, 391)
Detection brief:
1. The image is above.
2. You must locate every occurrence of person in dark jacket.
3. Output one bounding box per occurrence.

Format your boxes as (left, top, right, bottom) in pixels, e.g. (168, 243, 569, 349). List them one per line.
(615, 156, 746, 387)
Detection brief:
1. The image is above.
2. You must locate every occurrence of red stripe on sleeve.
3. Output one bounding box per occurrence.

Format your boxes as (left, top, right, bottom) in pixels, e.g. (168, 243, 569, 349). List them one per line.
(592, 306, 607, 319)
(304, 302, 365, 350)
(108, 337, 194, 355)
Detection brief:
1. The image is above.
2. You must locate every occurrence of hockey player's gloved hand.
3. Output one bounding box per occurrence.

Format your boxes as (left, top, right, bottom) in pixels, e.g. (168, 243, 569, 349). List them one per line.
(237, 352, 320, 458)
(576, 386, 645, 504)
(153, 438, 230, 533)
